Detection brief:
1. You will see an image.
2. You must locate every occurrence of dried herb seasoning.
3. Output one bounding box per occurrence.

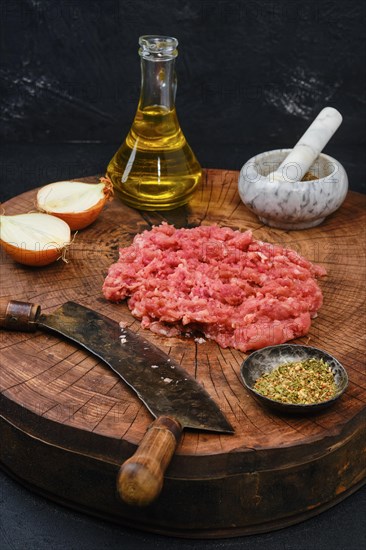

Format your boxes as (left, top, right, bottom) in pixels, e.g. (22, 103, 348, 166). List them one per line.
(253, 358, 337, 405)
(302, 171, 317, 181)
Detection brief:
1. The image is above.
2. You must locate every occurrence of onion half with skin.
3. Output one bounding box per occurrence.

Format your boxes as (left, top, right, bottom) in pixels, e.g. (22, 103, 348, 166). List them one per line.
(0, 213, 71, 266)
(36, 178, 113, 230)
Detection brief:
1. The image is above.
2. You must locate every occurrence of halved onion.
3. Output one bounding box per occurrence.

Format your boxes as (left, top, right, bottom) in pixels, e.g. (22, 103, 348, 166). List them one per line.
(36, 178, 113, 230)
(0, 213, 71, 266)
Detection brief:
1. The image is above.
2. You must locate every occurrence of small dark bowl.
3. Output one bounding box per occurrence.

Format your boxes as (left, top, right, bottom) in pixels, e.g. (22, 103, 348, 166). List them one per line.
(240, 344, 348, 414)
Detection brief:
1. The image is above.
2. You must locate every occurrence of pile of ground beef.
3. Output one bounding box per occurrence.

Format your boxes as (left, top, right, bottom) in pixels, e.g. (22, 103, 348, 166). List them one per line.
(102, 223, 326, 352)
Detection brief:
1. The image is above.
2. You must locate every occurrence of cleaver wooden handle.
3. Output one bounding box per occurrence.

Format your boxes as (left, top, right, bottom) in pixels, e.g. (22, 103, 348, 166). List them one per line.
(1, 299, 183, 506)
(117, 416, 183, 506)
(0, 299, 41, 332)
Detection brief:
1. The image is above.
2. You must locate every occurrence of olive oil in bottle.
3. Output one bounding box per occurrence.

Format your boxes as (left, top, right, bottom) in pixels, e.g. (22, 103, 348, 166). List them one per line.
(107, 36, 202, 211)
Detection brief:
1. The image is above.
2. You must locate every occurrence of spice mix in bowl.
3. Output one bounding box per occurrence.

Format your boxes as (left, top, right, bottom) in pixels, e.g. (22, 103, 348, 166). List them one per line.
(241, 344, 348, 413)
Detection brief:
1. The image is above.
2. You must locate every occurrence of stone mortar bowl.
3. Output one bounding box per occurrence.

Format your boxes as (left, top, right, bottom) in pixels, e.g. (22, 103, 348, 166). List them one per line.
(238, 149, 348, 230)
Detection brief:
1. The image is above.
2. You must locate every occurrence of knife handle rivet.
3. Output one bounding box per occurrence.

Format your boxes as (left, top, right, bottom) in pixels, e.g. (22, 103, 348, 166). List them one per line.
(0, 299, 40, 332)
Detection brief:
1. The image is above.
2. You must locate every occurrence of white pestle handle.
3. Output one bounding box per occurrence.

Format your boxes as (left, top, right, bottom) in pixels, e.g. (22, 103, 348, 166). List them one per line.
(272, 107, 343, 183)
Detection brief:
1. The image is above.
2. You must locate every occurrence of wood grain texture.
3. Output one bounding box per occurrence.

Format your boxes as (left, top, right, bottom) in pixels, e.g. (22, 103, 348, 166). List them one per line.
(0, 169, 365, 537)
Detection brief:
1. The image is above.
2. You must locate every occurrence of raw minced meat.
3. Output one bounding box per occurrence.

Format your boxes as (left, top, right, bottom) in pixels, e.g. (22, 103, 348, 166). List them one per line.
(102, 223, 326, 352)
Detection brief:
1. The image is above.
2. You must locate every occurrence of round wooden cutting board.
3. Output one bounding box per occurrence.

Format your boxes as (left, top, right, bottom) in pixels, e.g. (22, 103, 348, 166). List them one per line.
(0, 169, 365, 538)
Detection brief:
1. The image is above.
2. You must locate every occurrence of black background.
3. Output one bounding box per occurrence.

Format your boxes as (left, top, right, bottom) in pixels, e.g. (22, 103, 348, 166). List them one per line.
(1, 1, 365, 549)
(0, 0, 365, 201)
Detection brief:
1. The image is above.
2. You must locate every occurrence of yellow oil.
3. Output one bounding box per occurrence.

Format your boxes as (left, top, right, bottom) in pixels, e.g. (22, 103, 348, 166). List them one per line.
(107, 105, 202, 210)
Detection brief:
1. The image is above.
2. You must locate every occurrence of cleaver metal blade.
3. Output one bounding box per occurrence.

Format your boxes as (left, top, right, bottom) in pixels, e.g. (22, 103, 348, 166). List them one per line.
(0, 299, 234, 506)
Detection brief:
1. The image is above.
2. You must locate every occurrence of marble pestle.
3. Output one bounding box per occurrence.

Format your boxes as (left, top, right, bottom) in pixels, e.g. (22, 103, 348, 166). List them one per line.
(270, 107, 343, 183)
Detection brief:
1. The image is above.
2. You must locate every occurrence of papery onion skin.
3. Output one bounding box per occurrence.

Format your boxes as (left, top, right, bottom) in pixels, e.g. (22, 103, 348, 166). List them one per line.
(0, 212, 71, 267)
(36, 178, 113, 230)
(0, 239, 64, 266)
(47, 198, 106, 230)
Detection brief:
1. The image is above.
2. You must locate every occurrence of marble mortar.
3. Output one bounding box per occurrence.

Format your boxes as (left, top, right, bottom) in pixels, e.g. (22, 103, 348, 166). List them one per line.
(238, 149, 348, 230)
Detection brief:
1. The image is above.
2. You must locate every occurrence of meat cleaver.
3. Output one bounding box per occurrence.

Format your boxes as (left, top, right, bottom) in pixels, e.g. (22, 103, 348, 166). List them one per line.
(0, 299, 234, 506)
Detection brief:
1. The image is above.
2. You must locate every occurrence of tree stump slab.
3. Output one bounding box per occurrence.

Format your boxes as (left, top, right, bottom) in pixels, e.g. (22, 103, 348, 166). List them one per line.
(0, 169, 365, 538)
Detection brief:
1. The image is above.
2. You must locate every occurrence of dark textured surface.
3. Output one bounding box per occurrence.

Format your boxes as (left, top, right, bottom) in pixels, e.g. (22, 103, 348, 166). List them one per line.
(0, 0, 365, 198)
(1, 1, 365, 548)
(1, 470, 365, 550)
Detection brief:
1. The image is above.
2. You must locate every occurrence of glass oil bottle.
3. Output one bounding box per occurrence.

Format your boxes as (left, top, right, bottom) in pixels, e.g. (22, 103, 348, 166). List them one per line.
(107, 36, 202, 210)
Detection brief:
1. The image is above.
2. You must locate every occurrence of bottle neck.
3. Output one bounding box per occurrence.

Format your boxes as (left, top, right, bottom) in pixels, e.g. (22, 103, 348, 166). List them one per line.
(138, 35, 178, 111)
(139, 58, 176, 111)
